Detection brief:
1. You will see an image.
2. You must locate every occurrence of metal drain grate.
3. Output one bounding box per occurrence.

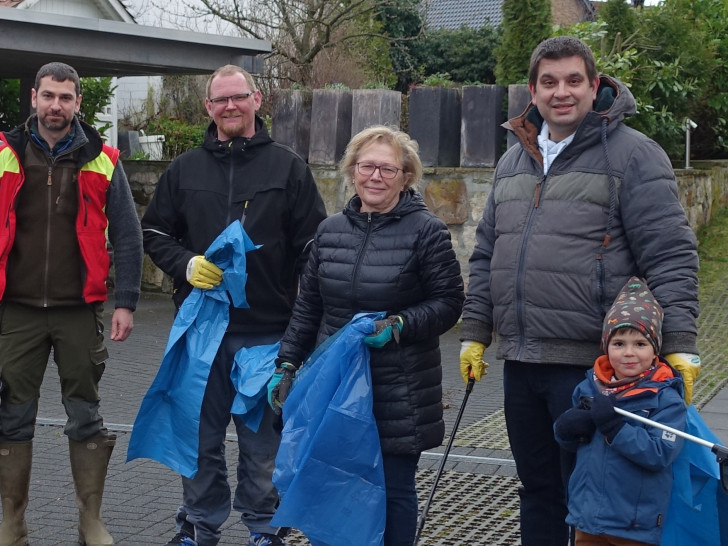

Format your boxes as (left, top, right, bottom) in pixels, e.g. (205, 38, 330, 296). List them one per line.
(414, 470, 521, 545)
(285, 471, 522, 545)
(454, 409, 511, 450)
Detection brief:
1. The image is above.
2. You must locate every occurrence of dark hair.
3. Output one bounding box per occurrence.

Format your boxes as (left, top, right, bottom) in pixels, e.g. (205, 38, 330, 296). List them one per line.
(34, 62, 81, 96)
(528, 36, 597, 87)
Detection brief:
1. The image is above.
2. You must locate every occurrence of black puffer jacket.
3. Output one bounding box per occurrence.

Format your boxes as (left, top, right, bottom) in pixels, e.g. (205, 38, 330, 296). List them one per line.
(278, 189, 464, 454)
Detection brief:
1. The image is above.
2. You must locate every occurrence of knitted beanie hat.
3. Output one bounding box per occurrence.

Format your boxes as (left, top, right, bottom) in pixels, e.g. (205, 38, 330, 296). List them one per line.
(601, 276, 663, 354)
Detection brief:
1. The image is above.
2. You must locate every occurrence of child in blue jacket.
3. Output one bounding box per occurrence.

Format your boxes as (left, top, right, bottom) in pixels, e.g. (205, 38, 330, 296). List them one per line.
(554, 277, 687, 545)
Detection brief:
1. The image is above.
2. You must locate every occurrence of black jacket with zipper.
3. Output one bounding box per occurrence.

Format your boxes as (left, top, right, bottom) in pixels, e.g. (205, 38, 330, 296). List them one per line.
(278, 190, 464, 454)
(141, 117, 327, 333)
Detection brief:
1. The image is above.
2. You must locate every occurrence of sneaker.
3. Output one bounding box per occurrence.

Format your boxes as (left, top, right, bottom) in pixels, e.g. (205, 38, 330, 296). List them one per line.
(163, 521, 197, 545)
(248, 532, 289, 546)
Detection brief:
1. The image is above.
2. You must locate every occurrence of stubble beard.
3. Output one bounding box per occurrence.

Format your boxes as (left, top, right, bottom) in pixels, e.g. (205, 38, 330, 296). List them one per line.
(221, 120, 248, 139)
(39, 114, 73, 133)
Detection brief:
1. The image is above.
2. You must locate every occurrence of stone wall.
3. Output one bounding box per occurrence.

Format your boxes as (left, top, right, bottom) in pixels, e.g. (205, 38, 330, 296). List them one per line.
(124, 160, 728, 292)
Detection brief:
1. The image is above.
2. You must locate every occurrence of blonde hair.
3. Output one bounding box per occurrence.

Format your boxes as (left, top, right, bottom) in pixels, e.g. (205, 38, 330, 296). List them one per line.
(206, 65, 258, 97)
(339, 125, 423, 190)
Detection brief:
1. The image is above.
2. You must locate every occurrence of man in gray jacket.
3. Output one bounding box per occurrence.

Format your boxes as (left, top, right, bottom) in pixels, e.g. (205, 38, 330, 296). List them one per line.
(459, 36, 699, 546)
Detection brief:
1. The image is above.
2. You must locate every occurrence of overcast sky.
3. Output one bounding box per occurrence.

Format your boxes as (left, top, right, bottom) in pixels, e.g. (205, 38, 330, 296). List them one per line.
(123, 0, 233, 31)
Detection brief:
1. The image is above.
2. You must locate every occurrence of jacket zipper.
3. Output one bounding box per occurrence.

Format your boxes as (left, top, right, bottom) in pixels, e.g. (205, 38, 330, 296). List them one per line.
(43, 165, 53, 307)
(351, 213, 373, 312)
(226, 141, 234, 226)
(226, 140, 248, 226)
(514, 172, 548, 360)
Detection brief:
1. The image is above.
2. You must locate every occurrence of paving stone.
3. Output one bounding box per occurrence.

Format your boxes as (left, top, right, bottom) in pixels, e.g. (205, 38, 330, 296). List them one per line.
(21, 272, 728, 545)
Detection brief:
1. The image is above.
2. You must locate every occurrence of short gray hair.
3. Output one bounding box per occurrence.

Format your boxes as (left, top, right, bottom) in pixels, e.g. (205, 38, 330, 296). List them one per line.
(339, 125, 423, 190)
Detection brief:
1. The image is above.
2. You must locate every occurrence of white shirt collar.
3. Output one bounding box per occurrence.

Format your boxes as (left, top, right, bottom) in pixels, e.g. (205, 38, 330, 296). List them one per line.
(537, 122, 576, 175)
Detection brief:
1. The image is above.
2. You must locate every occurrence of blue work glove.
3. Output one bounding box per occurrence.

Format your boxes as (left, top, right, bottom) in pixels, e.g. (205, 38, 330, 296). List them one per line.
(554, 407, 596, 443)
(267, 362, 297, 414)
(590, 393, 625, 444)
(364, 315, 403, 349)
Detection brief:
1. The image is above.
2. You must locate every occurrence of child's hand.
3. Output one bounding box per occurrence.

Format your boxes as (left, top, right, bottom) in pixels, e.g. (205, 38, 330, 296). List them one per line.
(591, 393, 625, 443)
(555, 407, 596, 443)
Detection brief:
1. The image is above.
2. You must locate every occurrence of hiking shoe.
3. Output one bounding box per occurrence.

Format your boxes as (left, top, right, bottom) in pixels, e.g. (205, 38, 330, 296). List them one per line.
(248, 532, 289, 546)
(163, 521, 197, 545)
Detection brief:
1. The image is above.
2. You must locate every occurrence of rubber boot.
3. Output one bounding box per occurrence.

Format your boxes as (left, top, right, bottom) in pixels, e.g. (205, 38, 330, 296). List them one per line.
(0, 442, 31, 546)
(69, 435, 116, 546)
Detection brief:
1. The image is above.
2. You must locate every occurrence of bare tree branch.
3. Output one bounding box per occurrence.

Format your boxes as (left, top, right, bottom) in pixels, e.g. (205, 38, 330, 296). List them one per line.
(162, 0, 419, 86)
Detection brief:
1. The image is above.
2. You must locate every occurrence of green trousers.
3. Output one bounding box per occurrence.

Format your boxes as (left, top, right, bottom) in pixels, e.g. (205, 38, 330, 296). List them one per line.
(0, 302, 109, 442)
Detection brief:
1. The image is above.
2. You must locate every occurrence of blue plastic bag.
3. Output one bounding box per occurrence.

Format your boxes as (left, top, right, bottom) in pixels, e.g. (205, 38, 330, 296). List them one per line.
(661, 405, 728, 545)
(127, 221, 258, 478)
(271, 312, 386, 546)
(230, 342, 280, 432)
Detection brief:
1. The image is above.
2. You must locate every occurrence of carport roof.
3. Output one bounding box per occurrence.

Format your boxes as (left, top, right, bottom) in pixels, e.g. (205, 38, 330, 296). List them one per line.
(0, 7, 271, 79)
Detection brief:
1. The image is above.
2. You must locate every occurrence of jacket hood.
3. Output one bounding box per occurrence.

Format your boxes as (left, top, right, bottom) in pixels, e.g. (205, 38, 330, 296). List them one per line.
(504, 75, 636, 153)
(344, 187, 428, 219)
(4, 115, 102, 165)
(202, 114, 272, 155)
(592, 355, 683, 399)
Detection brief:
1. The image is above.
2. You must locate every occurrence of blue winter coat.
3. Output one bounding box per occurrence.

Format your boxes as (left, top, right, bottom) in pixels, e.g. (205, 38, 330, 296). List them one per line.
(556, 358, 686, 545)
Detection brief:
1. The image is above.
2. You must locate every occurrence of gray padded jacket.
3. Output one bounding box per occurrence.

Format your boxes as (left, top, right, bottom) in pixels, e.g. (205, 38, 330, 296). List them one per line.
(461, 75, 699, 367)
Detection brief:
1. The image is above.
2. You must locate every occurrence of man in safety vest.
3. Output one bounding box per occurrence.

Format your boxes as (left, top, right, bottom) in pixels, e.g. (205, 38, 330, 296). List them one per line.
(0, 62, 142, 546)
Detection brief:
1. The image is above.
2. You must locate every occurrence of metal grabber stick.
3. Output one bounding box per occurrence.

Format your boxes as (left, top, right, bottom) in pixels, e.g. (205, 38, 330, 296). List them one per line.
(413, 372, 476, 546)
(613, 406, 728, 494)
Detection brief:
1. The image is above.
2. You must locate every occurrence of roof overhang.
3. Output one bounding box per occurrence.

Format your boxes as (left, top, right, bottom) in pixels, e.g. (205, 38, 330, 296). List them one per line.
(0, 7, 272, 79)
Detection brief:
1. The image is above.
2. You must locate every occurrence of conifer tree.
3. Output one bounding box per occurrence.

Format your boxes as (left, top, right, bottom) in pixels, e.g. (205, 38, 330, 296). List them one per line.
(495, 0, 552, 85)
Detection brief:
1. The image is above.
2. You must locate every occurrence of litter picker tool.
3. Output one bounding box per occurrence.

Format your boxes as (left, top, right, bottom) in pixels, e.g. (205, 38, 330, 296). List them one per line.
(613, 406, 728, 494)
(413, 373, 475, 546)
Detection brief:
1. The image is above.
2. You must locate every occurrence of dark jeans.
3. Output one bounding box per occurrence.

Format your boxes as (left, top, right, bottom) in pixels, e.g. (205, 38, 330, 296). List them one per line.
(503, 360, 586, 546)
(383, 452, 420, 546)
(177, 331, 284, 546)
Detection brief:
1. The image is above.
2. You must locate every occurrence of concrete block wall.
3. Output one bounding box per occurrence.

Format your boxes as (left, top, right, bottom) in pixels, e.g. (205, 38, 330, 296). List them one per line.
(274, 86, 512, 170)
(125, 160, 728, 293)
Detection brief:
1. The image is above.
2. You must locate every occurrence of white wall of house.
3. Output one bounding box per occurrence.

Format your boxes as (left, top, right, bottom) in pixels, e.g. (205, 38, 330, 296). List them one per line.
(116, 75, 163, 122)
(17, 0, 135, 21)
(19, 0, 102, 18)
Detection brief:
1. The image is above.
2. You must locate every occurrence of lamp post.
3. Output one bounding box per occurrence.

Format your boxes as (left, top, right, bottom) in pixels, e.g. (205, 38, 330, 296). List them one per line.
(684, 118, 697, 169)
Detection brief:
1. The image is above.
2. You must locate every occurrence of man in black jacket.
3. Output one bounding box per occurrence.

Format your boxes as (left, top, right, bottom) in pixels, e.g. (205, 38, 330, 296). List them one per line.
(141, 65, 327, 546)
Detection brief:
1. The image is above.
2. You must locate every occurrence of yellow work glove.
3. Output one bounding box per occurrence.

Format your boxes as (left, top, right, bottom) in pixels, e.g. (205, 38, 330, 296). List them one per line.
(186, 256, 223, 289)
(665, 353, 701, 405)
(459, 341, 489, 385)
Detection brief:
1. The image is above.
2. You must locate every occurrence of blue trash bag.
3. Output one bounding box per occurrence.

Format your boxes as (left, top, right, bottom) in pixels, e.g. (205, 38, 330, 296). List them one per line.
(661, 405, 728, 545)
(271, 312, 386, 546)
(230, 342, 280, 433)
(127, 221, 258, 478)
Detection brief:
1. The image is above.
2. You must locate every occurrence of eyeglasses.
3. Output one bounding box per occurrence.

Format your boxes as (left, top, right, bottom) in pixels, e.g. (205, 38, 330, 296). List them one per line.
(208, 92, 255, 107)
(356, 163, 403, 179)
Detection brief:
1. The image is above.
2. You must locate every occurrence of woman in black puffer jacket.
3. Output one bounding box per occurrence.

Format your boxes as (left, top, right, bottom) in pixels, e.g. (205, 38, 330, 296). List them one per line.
(274, 125, 464, 546)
